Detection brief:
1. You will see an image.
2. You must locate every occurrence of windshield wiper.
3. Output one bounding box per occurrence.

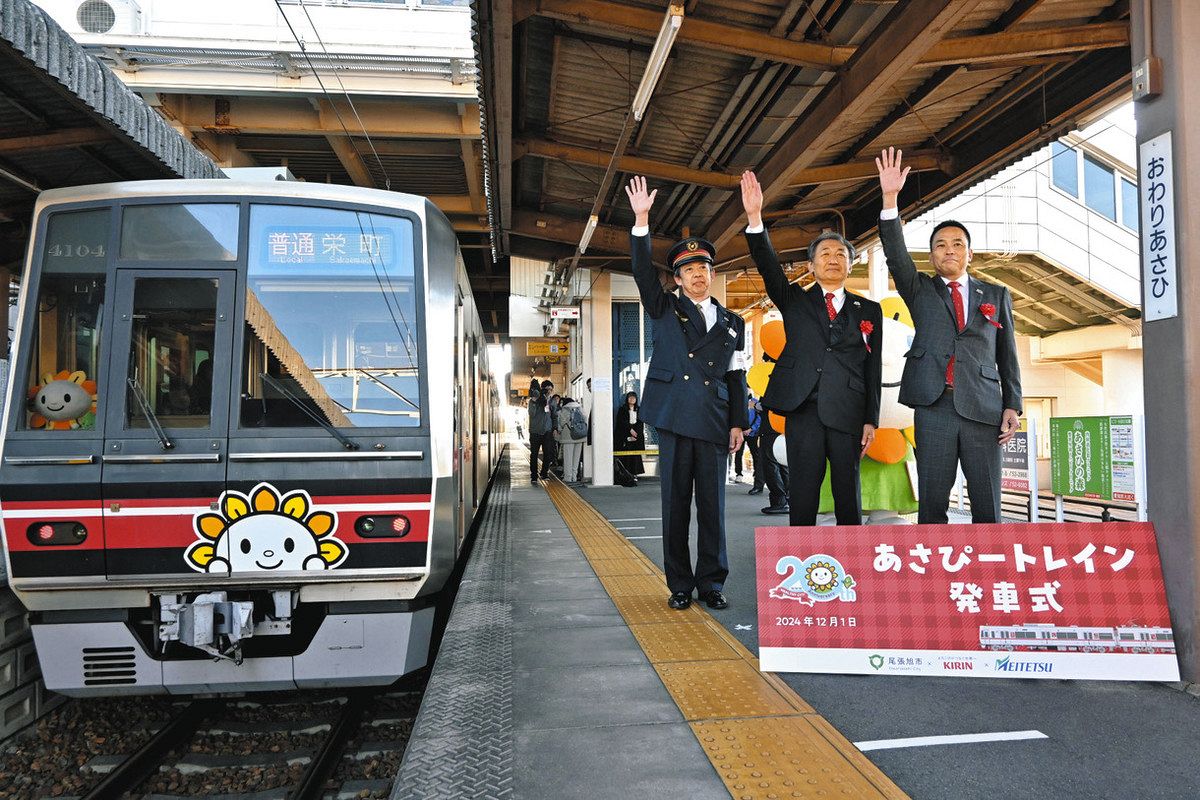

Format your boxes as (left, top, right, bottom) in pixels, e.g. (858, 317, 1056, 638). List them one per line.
(259, 373, 359, 451)
(127, 377, 174, 450)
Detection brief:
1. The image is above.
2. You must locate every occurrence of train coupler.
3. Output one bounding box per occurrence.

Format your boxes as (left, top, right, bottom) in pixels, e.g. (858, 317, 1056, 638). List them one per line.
(157, 590, 296, 662)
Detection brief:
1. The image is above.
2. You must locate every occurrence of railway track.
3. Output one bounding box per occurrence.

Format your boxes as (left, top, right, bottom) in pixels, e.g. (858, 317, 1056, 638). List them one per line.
(0, 678, 425, 800)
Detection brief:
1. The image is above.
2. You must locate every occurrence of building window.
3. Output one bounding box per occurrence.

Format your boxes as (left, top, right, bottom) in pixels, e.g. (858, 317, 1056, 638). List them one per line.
(1120, 177, 1139, 232)
(1050, 143, 1138, 230)
(1083, 153, 1116, 222)
(1051, 142, 1078, 197)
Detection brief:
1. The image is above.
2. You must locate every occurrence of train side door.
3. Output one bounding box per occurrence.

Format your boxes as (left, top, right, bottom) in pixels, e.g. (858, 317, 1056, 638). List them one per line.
(100, 270, 235, 580)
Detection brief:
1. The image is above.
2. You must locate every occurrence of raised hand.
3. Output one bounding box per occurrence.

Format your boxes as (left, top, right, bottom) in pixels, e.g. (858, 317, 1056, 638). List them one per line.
(875, 147, 910, 209)
(740, 170, 763, 227)
(624, 175, 657, 227)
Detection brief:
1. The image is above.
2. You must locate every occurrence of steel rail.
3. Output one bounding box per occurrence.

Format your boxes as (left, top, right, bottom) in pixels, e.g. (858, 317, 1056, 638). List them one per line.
(81, 699, 219, 800)
(290, 691, 372, 800)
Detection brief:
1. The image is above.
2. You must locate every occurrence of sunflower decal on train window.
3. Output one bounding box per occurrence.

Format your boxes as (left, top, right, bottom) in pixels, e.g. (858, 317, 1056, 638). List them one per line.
(185, 483, 347, 574)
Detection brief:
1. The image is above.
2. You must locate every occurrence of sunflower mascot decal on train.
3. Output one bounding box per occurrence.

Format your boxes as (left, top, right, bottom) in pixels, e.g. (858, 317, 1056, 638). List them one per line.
(186, 483, 349, 573)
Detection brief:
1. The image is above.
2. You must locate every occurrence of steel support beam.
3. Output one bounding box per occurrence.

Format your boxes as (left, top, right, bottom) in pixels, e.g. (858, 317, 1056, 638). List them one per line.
(514, 137, 950, 189)
(160, 95, 481, 138)
(325, 135, 374, 188)
(0, 127, 111, 154)
(919, 21, 1129, 68)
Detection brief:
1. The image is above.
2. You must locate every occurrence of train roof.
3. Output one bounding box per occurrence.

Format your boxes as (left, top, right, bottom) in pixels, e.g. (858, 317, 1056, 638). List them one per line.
(33, 180, 436, 218)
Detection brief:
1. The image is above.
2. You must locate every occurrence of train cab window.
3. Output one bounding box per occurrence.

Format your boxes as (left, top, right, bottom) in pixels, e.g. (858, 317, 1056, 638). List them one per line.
(123, 277, 219, 430)
(20, 209, 108, 431)
(240, 204, 421, 429)
(120, 204, 239, 261)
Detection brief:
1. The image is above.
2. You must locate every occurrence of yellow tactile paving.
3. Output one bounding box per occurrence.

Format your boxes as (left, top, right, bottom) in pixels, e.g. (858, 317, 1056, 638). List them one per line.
(588, 558, 653, 577)
(599, 574, 668, 596)
(691, 717, 895, 800)
(611, 593, 706, 624)
(629, 622, 740, 663)
(540, 477, 909, 800)
(655, 661, 802, 720)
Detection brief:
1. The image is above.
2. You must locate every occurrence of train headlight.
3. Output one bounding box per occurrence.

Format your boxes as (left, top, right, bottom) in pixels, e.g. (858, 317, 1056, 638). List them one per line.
(355, 515, 411, 538)
(27, 521, 88, 546)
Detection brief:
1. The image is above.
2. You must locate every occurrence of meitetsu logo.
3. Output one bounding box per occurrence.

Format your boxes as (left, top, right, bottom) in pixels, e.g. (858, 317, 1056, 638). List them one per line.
(995, 656, 1053, 674)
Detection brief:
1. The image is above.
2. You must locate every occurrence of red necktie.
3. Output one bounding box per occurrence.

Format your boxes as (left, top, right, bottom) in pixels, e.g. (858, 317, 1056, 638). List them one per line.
(824, 292, 837, 322)
(946, 280, 965, 386)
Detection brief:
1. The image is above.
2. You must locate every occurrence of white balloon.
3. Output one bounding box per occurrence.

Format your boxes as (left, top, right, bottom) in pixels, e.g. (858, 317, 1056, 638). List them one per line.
(772, 434, 788, 467)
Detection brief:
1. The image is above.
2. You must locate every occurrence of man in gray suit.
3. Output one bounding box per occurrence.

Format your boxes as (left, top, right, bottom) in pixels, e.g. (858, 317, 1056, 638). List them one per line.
(875, 148, 1022, 523)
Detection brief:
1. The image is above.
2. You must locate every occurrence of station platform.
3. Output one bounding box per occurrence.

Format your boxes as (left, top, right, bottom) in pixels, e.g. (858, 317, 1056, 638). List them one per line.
(393, 449, 1200, 800)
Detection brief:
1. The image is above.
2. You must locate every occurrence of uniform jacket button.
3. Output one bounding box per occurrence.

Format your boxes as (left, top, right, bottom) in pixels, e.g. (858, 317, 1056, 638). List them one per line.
(825, 347, 832, 352)
(704, 380, 710, 385)
(816, 367, 823, 373)
(684, 374, 690, 380)
(707, 361, 714, 366)
(688, 353, 694, 358)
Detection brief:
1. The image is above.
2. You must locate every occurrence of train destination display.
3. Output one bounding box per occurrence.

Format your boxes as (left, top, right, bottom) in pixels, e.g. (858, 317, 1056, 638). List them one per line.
(756, 522, 1178, 681)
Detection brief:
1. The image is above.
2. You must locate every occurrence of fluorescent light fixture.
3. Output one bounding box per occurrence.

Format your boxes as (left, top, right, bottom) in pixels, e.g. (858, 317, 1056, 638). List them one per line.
(579, 214, 599, 254)
(631, 4, 684, 122)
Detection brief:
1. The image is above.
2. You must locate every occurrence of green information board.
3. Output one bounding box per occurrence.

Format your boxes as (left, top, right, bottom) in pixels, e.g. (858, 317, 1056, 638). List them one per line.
(1049, 416, 1138, 501)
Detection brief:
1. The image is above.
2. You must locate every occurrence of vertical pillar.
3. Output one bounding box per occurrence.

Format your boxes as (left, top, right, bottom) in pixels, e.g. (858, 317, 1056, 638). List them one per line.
(1133, 0, 1200, 681)
(711, 273, 727, 306)
(589, 272, 615, 486)
(867, 243, 887, 301)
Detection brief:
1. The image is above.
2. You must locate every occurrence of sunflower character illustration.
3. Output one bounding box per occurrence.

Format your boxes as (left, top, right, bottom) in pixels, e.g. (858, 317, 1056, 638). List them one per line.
(185, 483, 347, 574)
(805, 561, 840, 596)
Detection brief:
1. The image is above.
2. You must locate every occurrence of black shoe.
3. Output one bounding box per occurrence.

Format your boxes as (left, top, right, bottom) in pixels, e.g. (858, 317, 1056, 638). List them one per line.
(761, 504, 789, 515)
(668, 592, 692, 610)
(747, 486, 764, 495)
(531, 477, 538, 484)
(701, 590, 728, 610)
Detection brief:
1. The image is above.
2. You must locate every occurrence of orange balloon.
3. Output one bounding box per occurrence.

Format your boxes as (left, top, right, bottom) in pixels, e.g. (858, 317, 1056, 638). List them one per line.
(746, 362, 774, 397)
(768, 410, 786, 434)
(761, 320, 786, 360)
(865, 428, 908, 464)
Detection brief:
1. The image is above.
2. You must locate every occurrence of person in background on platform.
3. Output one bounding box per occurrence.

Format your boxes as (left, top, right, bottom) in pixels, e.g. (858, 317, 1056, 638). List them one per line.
(580, 377, 593, 481)
(614, 390, 646, 487)
(728, 428, 747, 484)
(626, 175, 749, 611)
(745, 395, 765, 496)
(876, 147, 1022, 523)
(758, 389, 790, 515)
(741, 170, 882, 527)
(527, 378, 556, 484)
(556, 396, 588, 483)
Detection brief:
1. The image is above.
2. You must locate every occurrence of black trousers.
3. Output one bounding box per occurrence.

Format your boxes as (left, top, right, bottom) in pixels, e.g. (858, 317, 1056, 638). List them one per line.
(914, 389, 1002, 523)
(784, 400, 863, 526)
(529, 431, 555, 479)
(657, 429, 729, 596)
(760, 426, 789, 506)
(745, 434, 765, 490)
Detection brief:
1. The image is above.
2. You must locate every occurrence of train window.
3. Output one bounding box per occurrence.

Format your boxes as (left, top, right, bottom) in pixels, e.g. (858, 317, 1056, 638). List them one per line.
(123, 277, 219, 430)
(241, 204, 420, 429)
(120, 204, 239, 261)
(20, 209, 108, 431)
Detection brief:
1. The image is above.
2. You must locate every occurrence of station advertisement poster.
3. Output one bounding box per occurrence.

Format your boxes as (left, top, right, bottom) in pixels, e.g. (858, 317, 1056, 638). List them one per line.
(756, 522, 1178, 681)
(1000, 419, 1032, 492)
(1049, 416, 1138, 502)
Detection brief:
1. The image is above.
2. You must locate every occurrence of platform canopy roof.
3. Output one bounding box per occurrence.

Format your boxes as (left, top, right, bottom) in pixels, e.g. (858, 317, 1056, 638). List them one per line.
(473, 0, 1134, 315)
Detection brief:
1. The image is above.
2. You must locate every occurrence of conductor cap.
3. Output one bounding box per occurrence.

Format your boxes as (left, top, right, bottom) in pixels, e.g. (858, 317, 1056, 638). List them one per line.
(667, 236, 716, 274)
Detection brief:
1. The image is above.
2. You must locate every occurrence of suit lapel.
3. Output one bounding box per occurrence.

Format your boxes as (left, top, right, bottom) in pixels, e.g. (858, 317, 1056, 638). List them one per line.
(968, 277, 985, 328)
(694, 297, 732, 349)
(806, 285, 831, 342)
(677, 295, 707, 340)
(938, 278, 959, 330)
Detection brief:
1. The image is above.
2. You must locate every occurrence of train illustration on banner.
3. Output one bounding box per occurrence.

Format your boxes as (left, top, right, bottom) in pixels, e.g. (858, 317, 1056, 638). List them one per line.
(0, 180, 502, 696)
(978, 623, 1175, 653)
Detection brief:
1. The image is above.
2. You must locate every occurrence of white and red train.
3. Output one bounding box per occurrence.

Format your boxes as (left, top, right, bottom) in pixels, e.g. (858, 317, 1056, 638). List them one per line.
(0, 180, 501, 695)
(979, 623, 1175, 654)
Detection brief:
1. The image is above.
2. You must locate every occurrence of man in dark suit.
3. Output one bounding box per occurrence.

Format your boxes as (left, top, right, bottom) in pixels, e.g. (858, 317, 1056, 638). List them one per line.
(625, 175, 750, 611)
(740, 171, 882, 527)
(875, 147, 1022, 523)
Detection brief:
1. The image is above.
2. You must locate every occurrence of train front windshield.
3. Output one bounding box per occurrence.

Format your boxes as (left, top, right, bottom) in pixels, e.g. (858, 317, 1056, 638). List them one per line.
(11, 198, 423, 439)
(241, 205, 421, 430)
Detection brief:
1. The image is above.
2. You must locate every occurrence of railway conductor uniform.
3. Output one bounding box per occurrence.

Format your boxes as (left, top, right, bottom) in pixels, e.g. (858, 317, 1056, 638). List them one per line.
(745, 226, 882, 526)
(630, 231, 749, 610)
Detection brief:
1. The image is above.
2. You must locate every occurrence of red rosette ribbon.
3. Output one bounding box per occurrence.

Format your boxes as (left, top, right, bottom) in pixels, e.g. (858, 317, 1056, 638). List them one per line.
(980, 303, 1003, 329)
(859, 320, 874, 352)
